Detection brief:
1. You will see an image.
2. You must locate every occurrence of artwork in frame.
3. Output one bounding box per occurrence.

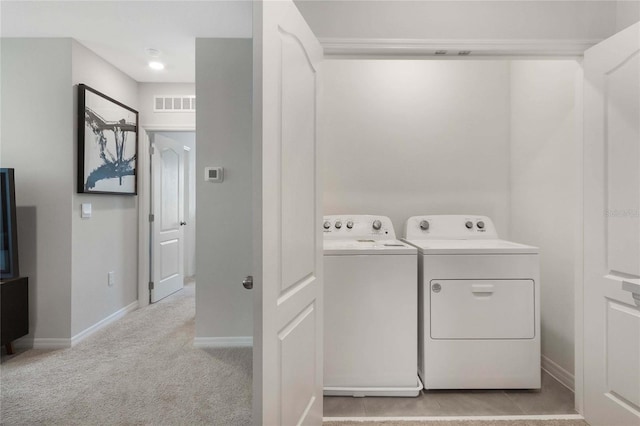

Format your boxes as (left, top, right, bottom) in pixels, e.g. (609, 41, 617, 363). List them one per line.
(78, 84, 139, 195)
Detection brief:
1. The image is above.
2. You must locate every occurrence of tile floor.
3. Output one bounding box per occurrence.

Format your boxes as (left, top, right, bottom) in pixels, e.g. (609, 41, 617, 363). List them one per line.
(324, 371, 576, 417)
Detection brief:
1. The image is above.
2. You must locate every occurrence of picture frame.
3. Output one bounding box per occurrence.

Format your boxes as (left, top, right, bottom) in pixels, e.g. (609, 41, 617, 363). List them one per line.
(77, 84, 139, 195)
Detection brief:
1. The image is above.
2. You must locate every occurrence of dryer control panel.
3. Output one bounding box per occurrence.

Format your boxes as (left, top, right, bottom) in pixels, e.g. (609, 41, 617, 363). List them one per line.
(323, 215, 397, 240)
(403, 215, 499, 240)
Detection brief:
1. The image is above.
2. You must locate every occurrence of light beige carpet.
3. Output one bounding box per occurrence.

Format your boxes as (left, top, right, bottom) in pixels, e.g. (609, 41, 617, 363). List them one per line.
(0, 282, 252, 425)
(323, 420, 588, 426)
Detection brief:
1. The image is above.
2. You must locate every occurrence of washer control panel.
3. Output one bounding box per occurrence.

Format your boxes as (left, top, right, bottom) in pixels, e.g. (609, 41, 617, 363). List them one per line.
(403, 215, 498, 240)
(323, 215, 397, 239)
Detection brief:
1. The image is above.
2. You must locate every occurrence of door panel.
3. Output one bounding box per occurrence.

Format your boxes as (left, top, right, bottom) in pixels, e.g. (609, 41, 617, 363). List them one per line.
(607, 51, 640, 276)
(253, 1, 324, 424)
(161, 149, 180, 231)
(606, 302, 640, 408)
(280, 27, 317, 294)
(584, 21, 640, 426)
(151, 134, 185, 303)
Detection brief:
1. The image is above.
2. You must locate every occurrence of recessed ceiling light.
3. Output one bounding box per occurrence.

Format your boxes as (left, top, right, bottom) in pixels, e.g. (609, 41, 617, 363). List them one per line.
(148, 61, 165, 71)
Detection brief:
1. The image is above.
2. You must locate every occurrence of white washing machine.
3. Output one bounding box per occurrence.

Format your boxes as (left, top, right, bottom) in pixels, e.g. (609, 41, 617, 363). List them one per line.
(323, 215, 421, 397)
(402, 215, 540, 390)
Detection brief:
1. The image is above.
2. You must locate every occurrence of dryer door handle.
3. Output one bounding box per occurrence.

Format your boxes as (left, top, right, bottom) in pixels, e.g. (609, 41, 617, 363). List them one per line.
(471, 284, 494, 296)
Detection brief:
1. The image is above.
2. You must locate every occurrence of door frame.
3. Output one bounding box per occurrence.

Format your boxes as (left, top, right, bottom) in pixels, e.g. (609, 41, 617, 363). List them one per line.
(320, 50, 587, 414)
(137, 125, 195, 308)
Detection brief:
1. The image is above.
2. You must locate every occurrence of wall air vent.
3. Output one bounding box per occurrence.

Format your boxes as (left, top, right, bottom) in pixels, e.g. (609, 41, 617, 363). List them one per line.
(153, 96, 196, 112)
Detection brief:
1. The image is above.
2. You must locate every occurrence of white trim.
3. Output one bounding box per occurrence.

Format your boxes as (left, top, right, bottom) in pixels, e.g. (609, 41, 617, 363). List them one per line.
(542, 355, 575, 392)
(320, 37, 599, 58)
(138, 129, 152, 308)
(573, 61, 585, 415)
(12, 301, 138, 350)
(323, 414, 585, 422)
(193, 336, 253, 348)
(14, 337, 71, 350)
(71, 301, 139, 346)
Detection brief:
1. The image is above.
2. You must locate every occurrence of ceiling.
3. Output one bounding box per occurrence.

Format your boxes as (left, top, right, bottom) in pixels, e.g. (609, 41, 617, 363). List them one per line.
(1, 1, 632, 82)
(0, 1, 252, 83)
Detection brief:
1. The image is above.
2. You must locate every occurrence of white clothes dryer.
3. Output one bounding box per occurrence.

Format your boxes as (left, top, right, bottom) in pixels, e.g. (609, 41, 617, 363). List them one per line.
(323, 215, 421, 397)
(402, 215, 540, 390)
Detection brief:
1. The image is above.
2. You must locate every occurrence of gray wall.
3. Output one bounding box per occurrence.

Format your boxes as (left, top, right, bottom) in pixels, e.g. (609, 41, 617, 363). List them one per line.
(70, 41, 139, 337)
(616, 1, 640, 31)
(1, 38, 74, 340)
(0, 38, 143, 343)
(322, 60, 512, 237)
(195, 38, 253, 340)
(510, 60, 581, 378)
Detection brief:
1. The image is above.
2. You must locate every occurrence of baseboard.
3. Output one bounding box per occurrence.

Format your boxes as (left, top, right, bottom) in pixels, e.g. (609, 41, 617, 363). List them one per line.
(541, 354, 575, 392)
(13, 337, 71, 350)
(70, 301, 138, 346)
(193, 336, 253, 348)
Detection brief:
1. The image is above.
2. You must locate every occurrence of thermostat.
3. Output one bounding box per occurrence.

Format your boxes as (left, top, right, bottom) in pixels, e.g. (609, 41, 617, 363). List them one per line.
(204, 167, 224, 182)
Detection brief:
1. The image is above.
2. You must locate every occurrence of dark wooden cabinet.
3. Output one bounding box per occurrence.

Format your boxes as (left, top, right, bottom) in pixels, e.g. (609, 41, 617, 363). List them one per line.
(1, 276, 28, 354)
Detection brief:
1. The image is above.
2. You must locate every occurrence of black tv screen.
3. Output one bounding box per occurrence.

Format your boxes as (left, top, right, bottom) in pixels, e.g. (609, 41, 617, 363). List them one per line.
(1, 168, 19, 279)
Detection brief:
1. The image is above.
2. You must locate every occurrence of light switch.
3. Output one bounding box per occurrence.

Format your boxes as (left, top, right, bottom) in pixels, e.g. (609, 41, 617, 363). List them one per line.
(81, 203, 92, 218)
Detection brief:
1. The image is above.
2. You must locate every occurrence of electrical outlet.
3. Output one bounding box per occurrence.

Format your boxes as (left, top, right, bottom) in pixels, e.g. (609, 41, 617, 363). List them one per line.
(108, 271, 115, 287)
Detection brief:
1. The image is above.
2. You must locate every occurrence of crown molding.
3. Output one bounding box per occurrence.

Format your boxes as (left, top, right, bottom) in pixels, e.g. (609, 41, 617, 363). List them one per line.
(319, 38, 600, 58)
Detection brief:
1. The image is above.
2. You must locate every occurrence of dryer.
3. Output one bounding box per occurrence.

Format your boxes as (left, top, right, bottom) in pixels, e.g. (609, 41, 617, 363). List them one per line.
(403, 215, 540, 390)
(323, 215, 421, 397)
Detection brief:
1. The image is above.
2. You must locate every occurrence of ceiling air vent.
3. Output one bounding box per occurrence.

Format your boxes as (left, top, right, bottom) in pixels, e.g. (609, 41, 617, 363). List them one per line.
(458, 51, 472, 56)
(435, 50, 448, 55)
(154, 96, 196, 113)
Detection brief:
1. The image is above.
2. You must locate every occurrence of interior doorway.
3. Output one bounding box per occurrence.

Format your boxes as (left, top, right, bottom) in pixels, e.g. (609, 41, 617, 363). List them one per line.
(148, 131, 196, 303)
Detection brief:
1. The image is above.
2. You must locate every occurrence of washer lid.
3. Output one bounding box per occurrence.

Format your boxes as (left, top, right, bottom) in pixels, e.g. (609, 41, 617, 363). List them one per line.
(323, 239, 417, 255)
(402, 238, 539, 255)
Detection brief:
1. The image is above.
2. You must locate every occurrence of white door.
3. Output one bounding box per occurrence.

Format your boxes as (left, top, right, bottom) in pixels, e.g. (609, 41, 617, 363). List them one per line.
(252, 1, 324, 424)
(151, 133, 185, 303)
(584, 22, 640, 426)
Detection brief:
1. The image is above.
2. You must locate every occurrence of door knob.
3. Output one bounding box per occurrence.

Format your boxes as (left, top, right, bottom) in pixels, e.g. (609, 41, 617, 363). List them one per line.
(243, 276, 253, 290)
(180, 221, 187, 226)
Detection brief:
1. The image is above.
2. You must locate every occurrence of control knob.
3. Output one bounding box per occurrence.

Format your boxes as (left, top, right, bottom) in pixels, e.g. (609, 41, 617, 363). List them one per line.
(372, 220, 382, 230)
(335, 221, 342, 229)
(346, 221, 354, 229)
(419, 220, 430, 231)
(323, 221, 331, 230)
(465, 221, 474, 229)
(477, 221, 485, 229)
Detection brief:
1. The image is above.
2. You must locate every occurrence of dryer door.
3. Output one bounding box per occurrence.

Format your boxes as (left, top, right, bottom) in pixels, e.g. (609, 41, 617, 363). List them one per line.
(430, 279, 535, 339)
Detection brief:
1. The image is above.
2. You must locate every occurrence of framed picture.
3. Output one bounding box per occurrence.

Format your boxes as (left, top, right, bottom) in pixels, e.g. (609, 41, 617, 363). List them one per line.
(78, 84, 138, 195)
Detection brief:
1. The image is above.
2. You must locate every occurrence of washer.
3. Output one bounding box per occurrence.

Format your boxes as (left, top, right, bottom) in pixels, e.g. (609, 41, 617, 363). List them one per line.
(402, 215, 540, 390)
(323, 215, 421, 397)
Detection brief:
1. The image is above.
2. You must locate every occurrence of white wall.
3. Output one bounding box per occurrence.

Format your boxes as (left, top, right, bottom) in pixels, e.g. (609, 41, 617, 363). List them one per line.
(297, 1, 617, 41)
(195, 39, 253, 340)
(1, 38, 74, 340)
(70, 41, 139, 337)
(138, 83, 195, 129)
(322, 59, 580, 381)
(510, 60, 580, 379)
(322, 60, 511, 236)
